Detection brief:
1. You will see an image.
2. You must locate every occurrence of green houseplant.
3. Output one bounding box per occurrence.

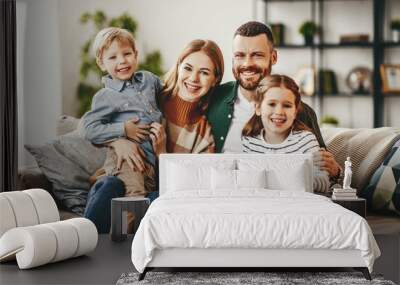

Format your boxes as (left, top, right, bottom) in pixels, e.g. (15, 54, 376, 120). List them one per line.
(77, 11, 164, 116)
(299, 21, 319, 45)
(390, 18, 400, 42)
(320, 115, 339, 128)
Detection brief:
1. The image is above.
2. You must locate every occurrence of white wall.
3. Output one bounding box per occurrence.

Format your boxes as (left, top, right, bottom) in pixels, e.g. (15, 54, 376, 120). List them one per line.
(17, 0, 62, 167)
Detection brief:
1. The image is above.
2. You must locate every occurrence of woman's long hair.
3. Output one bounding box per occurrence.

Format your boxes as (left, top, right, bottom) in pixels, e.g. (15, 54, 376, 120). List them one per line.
(160, 39, 224, 113)
(242, 74, 311, 137)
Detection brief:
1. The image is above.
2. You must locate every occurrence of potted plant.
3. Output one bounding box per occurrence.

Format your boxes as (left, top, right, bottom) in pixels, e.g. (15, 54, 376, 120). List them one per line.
(390, 18, 400, 43)
(320, 115, 339, 128)
(299, 21, 319, 45)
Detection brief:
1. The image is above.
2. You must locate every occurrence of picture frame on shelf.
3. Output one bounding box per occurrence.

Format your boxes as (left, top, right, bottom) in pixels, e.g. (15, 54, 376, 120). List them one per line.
(294, 66, 315, 96)
(380, 64, 400, 94)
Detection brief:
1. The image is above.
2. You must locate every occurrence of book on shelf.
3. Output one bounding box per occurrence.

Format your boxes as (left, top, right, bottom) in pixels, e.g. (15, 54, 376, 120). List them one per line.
(318, 69, 338, 95)
(339, 34, 370, 44)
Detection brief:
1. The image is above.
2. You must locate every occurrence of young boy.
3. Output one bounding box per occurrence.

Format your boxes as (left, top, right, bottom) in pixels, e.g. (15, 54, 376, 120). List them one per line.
(79, 27, 162, 198)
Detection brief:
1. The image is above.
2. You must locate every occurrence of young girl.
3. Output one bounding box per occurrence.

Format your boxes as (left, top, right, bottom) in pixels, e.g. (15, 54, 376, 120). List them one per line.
(241, 74, 329, 193)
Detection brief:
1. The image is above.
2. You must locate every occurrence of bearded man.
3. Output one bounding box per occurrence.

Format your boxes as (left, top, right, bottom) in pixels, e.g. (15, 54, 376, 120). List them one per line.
(207, 21, 341, 179)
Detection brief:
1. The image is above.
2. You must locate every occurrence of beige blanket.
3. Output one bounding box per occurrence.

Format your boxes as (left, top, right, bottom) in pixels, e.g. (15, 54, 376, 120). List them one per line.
(321, 127, 400, 192)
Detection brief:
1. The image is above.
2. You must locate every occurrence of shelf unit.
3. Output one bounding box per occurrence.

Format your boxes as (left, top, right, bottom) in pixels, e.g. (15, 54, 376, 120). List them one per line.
(263, 0, 400, 127)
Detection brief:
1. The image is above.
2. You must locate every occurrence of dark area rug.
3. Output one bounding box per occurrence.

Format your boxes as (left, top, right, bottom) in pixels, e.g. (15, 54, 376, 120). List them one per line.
(116, 271, 396, 285)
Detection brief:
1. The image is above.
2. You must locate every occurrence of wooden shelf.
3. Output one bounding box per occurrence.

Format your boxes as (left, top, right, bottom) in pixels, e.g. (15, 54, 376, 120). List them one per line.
(382, 93, 400, 97)
(276, 42, 373, 49)
(320, 93, 372, 97)
(383, 42, 400, 48)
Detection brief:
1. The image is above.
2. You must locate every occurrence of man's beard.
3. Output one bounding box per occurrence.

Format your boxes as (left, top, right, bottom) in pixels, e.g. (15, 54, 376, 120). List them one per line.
(233, 64, 272, 91)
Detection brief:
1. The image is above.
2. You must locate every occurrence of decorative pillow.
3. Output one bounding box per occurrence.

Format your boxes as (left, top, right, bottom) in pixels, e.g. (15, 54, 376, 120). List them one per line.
(167, 162, 211, 191)
(236, 169, 267, 189)
(237, 157, 311, 192)
(211, 168, 236, 190)
(361, 143, 400, 215)
(25, 130, 106, 215)
(166, 159, 235, 192)
(211, 169, 267, 190)
(321, 127, 400, 191)
(57, 115, 80, 136)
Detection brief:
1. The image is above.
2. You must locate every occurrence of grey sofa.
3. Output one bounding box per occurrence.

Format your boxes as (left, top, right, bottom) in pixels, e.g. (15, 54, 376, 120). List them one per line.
(18, 116, 400, 283)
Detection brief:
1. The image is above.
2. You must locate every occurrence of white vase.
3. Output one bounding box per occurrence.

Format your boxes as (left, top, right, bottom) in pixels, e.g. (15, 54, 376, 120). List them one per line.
(392, 30, 400, 43)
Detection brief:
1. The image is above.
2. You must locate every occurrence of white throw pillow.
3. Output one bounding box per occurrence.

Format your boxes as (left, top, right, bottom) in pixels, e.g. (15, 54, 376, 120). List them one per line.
(266, 164, 307, 191)
(236, 169, 267, 189)
(211, 168, 236, 190)
(166, 159, 236, 192)
(167, 162, 210, 191)
(211, 169, 267, 190)
(237, 156, 312, 192)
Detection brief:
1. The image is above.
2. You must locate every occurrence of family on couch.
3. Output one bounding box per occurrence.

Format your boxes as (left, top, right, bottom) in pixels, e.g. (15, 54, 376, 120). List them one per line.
(79, 21, 342, 233)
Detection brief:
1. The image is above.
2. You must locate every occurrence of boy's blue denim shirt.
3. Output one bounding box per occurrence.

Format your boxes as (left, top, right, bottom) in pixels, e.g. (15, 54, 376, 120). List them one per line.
(79, 70, 163, 166)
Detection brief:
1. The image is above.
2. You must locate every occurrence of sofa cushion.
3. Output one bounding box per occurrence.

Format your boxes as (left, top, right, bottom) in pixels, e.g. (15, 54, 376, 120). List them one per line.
(321, 127, 400, 192)
(361, 141, 400, 216)
(57, 115, 80, 136)
(25, 130, 106, 215)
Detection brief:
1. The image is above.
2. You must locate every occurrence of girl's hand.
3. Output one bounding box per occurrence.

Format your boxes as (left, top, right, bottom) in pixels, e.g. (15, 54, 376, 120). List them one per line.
(124, 117, 151, 143)
(149, 122, 167, 158)
(319, 149, 342, 178)
(109, 138, 146, 172)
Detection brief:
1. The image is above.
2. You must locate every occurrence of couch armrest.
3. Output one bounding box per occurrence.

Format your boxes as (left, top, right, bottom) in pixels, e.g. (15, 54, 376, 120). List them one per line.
(17, 167, 53, 192)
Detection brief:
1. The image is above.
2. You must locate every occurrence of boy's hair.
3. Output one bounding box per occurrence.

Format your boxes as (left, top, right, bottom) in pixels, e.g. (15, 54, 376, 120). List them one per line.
(161, 39, 224, 114)
(234, 21, 274, 47)
(93, 27, 136, 65)
(242, 74, 311, 138)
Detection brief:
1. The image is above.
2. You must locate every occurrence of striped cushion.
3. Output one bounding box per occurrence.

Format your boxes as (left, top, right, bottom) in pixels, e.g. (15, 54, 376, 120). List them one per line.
(321, 127, 400, 192)
(361, 143, 400, 215)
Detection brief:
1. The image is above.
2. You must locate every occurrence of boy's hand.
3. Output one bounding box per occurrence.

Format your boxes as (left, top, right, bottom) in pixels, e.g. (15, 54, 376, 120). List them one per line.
(124, 117, 151, 143)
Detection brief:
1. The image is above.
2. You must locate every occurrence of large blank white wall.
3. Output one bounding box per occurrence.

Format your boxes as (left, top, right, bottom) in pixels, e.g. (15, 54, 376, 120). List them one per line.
(17, 0, 62, 167)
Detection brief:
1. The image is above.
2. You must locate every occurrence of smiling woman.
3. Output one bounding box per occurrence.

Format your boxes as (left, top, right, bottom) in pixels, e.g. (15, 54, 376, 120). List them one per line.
(159, 39, 224, 153)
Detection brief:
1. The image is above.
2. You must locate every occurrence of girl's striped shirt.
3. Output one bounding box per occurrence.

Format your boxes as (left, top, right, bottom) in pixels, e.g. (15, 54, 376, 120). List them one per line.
(242, 130, 320, 154)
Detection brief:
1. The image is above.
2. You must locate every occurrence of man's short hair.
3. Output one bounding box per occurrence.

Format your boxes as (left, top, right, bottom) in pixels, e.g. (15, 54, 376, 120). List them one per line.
(234, 21, 274, 45)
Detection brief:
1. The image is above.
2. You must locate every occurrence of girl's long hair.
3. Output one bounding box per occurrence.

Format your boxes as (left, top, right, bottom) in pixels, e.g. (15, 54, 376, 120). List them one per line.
(242, 74, 311, 137)
(160, 39, 224, 113)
